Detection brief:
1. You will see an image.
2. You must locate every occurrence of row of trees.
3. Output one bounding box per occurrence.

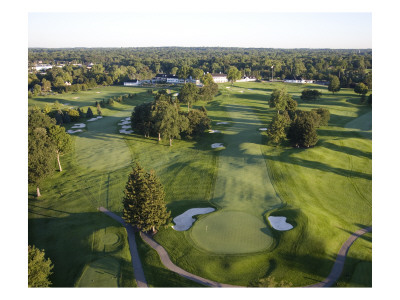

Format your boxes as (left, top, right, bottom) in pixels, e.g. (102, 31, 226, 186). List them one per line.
(28, 109, 72, 196)
(267, 89, 330, 148)
(29, 47, 372, 93)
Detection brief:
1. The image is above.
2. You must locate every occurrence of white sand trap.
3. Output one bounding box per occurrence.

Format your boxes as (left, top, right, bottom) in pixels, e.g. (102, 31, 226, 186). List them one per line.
(124, 117, 130, 121)
(239, 91, 244, 93)
(96, 92, 101, 93)
(172, 207, 215, 231)
(118, 121, 131, 126)
(248, 89, 253, 90)
(268, 216, 293, 231)
(216, 122, 228, 125)
(259, 128, 268, 131)
(211, 143, 224, 149)
(97, 116, 103, 119)
(71, 123, 86, 129)
(87, 118, 100, 122)
(121, 125, 131, 129)
(119, 129, 134, 134)
(67, 129, 83, 134)
(226, 87, 231, 89)
(73, 97, 79, 99)
(208, 129, 221, 133)
(63, 103, 70, 105)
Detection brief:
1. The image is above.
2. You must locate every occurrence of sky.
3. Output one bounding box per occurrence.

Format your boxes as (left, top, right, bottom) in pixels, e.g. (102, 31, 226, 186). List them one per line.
(28, 12, 372, 49)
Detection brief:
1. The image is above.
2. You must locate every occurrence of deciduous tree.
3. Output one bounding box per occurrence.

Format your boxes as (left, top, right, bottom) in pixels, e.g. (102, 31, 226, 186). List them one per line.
(328, 76, 341, 94)
(48, 125, 72, 172)
(28, 245, 53, 287)
(227, 66, 241, 85)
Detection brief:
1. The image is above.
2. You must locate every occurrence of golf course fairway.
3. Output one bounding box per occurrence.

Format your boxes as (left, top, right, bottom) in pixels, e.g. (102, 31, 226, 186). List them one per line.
(190, 88, 281, 254)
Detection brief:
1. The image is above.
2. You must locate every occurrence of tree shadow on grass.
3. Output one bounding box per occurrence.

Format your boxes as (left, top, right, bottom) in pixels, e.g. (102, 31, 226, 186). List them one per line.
(28, 211, 126, 287)
(322, 142, 372, 159)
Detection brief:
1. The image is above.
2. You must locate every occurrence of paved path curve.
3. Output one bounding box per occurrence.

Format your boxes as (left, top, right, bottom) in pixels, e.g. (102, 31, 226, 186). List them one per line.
(307, 226, 372, 287)
(99, 207, 371, 288)
(98, 207, 148, 287)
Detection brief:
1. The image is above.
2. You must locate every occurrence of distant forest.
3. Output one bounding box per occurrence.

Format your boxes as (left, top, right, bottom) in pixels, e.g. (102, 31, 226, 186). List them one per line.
(28, 47, 372, 94)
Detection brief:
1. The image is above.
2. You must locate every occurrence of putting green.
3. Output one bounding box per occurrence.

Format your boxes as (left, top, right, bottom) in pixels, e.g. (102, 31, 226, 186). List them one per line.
(191, 87, 281, 254)
(190, 211, 274, 254)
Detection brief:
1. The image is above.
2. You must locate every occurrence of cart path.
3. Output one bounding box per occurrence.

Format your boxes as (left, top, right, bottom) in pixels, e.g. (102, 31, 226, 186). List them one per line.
(99, 207, 371, 288)
(98, 207, 148, 287)
(307, 226, 372, 287)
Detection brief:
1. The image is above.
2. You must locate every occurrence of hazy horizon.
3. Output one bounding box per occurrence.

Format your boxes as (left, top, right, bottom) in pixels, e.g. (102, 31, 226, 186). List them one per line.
(29, 12, 372, 49)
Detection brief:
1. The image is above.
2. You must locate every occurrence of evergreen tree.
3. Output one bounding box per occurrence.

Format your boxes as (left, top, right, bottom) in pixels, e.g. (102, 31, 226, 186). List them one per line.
(86, 107, 94, 119)
(122, 163, 171, 233)
(28, 245, 54, 287)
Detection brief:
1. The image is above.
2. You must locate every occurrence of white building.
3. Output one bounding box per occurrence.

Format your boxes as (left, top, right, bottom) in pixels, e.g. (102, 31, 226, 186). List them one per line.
(35, 64, 53, 71)
(211, 73, 228, 83)
(284, 78, 314, 84)
(124, 80, 140, 86)
(237, 76, 257, 82)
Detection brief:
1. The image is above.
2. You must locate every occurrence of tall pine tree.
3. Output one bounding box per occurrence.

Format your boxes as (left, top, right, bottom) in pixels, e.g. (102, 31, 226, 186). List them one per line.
(122, 163, 171, 233)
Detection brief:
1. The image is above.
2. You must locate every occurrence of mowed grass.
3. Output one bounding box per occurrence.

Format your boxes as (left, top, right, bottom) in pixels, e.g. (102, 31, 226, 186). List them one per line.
(150, 82, 371, 287)
(28, 86, 198, 287)
(28, 83, 372, 287)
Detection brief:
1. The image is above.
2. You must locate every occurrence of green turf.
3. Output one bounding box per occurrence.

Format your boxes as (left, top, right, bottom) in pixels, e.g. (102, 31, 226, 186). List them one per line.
(28, 82, 372, 287)
(190, 210, 274, 254)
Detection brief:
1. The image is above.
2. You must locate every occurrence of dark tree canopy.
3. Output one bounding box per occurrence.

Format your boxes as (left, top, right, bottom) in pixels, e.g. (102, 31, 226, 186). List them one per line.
(288, 113, 319, 148)
(122, 163, 171, 233)
(301, 89, 322, 101)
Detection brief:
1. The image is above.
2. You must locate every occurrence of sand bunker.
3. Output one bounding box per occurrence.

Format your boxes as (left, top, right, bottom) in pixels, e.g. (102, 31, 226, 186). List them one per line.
(96, 92, 101, 93)
(239, 91, 244, 93)
(208, 129, 221, 133)
(67, 129, 83, 134)
(73, 97, 79, 99)
(216, 122, 228, 125)
(119, 129, 133, 134)
(121, 125, 131, 129)
(226, 87, 231, 89)
(118, 121, 131, 126)
(71, 123, 86, 129)
(259, 128, 268, 131)
(268, 216, 293, 231)
(211, 143, 224, 149)
(172, 207, 215, 231)
(63, 103, 70, 105)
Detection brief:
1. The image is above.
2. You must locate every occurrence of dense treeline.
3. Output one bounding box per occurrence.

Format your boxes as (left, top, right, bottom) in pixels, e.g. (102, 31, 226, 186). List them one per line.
(28, 47, 372, 95)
